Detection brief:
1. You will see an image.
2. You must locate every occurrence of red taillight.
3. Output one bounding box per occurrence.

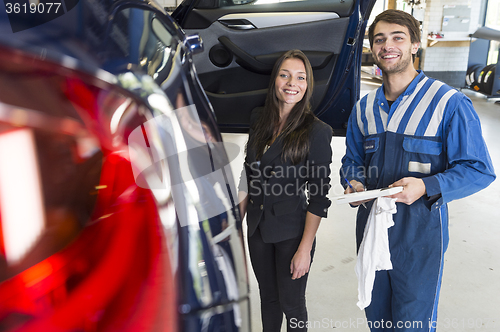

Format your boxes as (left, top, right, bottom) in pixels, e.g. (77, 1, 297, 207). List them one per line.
(0, 48, 177, 331)
(1, 153, 177, 331)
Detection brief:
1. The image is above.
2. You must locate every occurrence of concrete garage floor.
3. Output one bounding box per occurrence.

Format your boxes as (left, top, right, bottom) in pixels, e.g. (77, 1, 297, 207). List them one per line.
(222, 75, 500, 331)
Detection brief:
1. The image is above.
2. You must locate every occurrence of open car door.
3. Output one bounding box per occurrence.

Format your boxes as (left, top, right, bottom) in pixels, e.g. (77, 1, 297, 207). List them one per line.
(172, 0, 376, 134)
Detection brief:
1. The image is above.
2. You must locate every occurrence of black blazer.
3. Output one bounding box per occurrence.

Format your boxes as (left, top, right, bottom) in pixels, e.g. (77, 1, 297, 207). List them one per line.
(241, 108, 333, 243)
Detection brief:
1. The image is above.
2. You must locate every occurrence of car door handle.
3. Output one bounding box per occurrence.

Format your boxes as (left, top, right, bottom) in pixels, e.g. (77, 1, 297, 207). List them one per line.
(224, 24, 255, 30)
(219, 19, 256, 30)
(218, 36, 273, 74)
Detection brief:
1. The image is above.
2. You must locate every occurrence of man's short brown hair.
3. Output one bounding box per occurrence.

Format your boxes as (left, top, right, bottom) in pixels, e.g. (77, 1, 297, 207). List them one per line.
(368, 9, 421, 48)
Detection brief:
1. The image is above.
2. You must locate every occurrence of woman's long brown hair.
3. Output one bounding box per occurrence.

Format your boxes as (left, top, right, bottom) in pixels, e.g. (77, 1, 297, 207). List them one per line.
(248, 49, 316, 165)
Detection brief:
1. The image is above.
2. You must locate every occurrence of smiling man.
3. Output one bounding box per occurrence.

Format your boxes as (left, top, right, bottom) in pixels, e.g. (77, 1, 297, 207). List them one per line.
(340, 9, 495, 332)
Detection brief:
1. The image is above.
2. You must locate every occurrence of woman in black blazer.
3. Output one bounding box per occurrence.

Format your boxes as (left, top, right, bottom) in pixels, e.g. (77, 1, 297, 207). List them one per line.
(239, 50, 333, 331)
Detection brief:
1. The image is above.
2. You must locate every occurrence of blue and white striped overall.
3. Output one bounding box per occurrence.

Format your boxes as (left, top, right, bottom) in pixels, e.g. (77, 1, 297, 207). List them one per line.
(341, 71, 495, 331)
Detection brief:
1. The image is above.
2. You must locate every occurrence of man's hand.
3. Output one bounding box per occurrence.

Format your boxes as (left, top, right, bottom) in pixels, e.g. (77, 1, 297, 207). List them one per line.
(344, 179, 372, 207)
(344, 179, 365, 194)
(389, 177, 427, 205)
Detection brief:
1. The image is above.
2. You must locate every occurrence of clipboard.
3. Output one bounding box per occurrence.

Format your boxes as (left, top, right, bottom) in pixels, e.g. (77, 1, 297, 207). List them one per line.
(335, 186, 403, 205)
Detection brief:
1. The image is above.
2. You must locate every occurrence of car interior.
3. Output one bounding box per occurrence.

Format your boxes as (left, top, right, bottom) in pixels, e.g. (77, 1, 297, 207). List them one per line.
(172, 0, 368, 134)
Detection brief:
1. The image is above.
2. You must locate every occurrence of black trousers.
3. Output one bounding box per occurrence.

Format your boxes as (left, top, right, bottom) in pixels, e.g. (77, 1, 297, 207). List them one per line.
(248, 227, 316, 332)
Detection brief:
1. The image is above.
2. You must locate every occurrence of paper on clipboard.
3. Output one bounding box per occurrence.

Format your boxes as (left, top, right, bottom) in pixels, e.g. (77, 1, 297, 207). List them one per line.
(335, 186, 403, 205)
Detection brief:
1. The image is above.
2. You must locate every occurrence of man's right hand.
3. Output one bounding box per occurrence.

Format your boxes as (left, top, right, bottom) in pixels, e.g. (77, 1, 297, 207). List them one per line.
(344, 180, 371, 207)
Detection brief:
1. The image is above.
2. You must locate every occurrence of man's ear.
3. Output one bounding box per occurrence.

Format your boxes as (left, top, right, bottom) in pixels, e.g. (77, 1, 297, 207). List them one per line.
(412, 42, 420, 54)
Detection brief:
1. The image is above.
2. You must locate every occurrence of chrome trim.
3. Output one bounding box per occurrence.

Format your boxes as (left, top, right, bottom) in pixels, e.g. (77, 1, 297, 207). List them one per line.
(224, 24, 256, 30)
(218, 12, 340, 29)
(185, 34, 204, 55)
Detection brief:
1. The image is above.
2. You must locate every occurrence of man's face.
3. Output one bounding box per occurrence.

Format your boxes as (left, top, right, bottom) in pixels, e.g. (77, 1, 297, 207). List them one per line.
(370, 21, 420, 75)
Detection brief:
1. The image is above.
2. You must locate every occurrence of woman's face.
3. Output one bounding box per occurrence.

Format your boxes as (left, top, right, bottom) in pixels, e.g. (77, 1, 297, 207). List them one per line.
(274, 58, 307, 110)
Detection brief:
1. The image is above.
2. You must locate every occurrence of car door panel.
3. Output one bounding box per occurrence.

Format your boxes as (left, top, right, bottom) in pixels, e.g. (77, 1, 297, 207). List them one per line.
(181, 1, 355, 29)
(217, 12, 340, 29)
(173, 0, 375, 134)
(189, 16, 348, 71)
(184, 15, 349, 131)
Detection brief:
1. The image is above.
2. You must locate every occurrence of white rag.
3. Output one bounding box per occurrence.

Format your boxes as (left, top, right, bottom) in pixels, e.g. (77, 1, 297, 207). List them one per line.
(355, 197, 397, 310)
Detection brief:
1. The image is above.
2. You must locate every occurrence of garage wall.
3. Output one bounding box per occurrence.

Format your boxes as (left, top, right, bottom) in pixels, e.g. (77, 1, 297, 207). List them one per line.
(420, 0, 485, 87)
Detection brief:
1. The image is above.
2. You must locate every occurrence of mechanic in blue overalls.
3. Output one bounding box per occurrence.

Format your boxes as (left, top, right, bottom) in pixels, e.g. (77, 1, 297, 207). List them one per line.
(341, 9, 495, 332)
